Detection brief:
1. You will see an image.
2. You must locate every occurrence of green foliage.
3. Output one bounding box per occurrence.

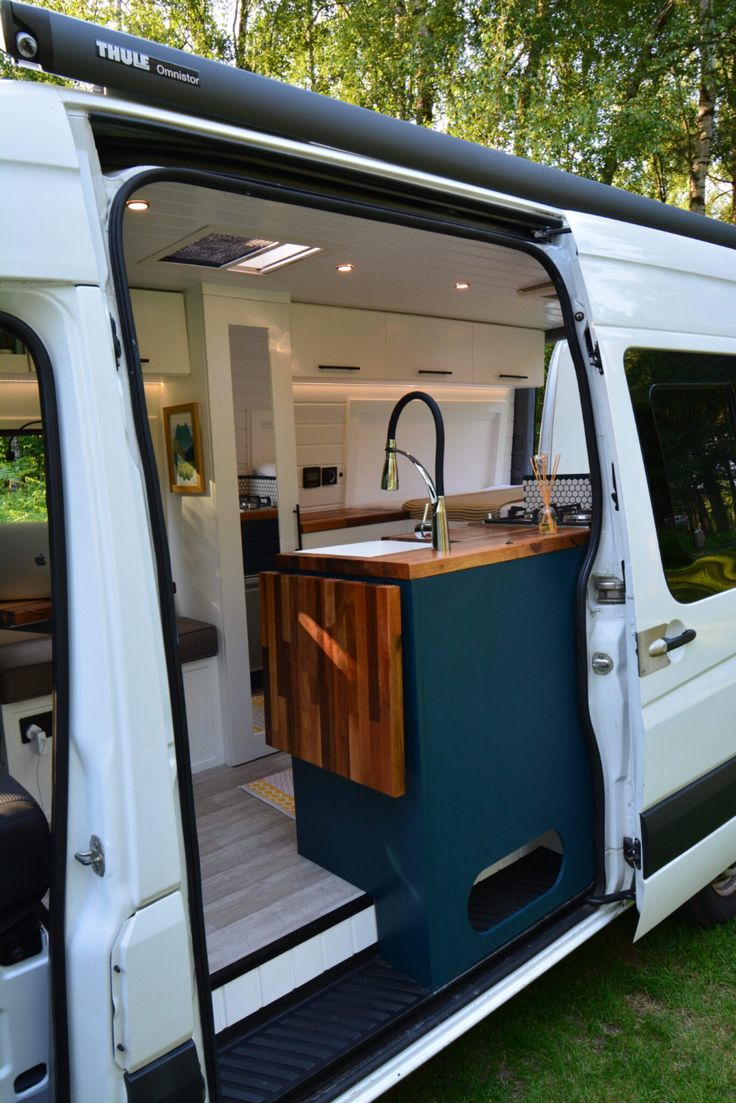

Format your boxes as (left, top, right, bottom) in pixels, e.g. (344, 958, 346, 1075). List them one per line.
(0, 435, 47, 523)
(3, 0, 736, 218)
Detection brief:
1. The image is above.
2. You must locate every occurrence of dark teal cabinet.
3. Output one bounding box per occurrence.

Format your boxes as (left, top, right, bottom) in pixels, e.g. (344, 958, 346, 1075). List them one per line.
(293, 546, 595, 990)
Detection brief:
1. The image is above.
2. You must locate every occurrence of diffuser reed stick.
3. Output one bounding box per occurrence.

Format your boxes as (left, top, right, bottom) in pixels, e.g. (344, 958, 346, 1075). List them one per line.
(530, 452, 560, 534)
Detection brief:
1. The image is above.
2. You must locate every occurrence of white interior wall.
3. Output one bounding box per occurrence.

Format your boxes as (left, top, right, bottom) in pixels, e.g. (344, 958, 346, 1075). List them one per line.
(229, 326, 273, 474)
(291, 381, 514, 512)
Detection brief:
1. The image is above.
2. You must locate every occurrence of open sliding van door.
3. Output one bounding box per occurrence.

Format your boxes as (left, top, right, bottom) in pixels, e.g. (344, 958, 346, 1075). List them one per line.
(566, 211, 736, 938)
(0, 78, 214, 1100)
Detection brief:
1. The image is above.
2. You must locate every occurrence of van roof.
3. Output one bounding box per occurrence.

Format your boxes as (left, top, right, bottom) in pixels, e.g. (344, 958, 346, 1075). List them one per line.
(3, 0, 736, 253)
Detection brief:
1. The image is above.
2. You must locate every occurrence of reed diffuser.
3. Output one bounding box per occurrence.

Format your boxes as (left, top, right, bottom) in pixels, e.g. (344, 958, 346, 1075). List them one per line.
(531, 452, 560, 534)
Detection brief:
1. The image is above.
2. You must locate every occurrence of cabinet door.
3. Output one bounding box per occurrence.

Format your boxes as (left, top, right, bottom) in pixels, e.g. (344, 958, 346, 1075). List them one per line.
(386, 313, 473, 382)
(130, 289, 191, 376)
(290, 303, 386, 378)
(0, 352, 32, 375)
(472, 324, 544, 387)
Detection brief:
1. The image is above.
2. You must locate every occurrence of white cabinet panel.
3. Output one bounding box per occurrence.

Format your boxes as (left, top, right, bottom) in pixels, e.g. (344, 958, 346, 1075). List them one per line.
(0, 352, 31, 375)
(130, 288, 191, 376)
(472, 324, 543, 387)
(291, 303, 386, 378)
(386, 313, 473, 382)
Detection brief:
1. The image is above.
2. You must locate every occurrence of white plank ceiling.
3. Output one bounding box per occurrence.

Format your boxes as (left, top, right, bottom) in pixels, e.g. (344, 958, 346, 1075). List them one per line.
(123, 182, 563, 331)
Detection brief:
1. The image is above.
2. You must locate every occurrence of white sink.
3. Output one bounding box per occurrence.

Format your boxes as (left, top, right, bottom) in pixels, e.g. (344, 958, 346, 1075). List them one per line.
(298, 540, 431, 558)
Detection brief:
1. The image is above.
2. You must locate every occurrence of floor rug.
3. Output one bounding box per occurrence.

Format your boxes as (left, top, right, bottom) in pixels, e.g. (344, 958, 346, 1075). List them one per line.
(241, 769, 295, 819)
(252, 693, 265, 735)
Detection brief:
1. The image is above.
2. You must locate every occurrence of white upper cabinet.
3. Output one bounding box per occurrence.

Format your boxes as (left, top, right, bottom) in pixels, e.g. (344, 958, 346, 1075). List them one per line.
(385, 313, 473, 382)
(290, 303, 387, 378)
(472, 324, 544, 387)
(130, 289, 191, 376)
(0, 352, 32, 376)
(289, 303, 544, 387)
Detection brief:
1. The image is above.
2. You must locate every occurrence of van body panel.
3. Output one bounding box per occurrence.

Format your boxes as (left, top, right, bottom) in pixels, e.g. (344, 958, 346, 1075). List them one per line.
(0, 83, 100, 283)
(635, 810, 736, 938)
(0, 282, 206, 1100)
(565, 212, 736, 338)
(587, 324, 736, 932)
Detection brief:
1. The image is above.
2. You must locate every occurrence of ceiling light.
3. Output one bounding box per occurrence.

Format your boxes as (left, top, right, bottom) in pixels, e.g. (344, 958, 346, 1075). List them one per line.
(229, 242, 322, 275)
(336, 263, 355, 273)
(455, 281, 470, 290)
(126, 199, 150, 212)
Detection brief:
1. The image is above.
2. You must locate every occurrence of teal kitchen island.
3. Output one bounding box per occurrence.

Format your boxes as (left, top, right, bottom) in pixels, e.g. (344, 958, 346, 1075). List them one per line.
(262, 523, 594, 991)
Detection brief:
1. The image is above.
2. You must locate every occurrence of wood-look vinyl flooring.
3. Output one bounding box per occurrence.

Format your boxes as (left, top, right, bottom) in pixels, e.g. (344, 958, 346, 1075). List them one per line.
(193, 751, 363, 976)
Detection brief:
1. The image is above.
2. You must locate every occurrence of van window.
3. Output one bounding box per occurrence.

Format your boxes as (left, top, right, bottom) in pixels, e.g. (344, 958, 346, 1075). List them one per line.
(625, 349, 736, 603)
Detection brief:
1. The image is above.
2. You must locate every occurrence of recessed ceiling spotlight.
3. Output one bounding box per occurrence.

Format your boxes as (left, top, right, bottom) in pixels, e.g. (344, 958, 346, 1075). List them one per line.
(126, 199, 150, 212)
(455, 281, 470, 290)
(336, 263, 355, 273)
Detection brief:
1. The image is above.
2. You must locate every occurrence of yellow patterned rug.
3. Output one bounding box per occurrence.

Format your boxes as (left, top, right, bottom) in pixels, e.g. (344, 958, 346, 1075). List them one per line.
(252, 693, 265, 735)
(241, 769, 295, 820)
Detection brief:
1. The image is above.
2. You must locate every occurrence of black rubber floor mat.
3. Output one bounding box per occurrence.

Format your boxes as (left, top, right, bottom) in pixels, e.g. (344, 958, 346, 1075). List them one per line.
(468, 846, 563, 931)
(217, 956, 428, 1103)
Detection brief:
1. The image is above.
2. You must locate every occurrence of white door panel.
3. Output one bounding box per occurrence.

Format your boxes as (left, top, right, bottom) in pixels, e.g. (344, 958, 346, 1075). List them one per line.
(636, 816, 736, 938)
(592, 325, 736, 937)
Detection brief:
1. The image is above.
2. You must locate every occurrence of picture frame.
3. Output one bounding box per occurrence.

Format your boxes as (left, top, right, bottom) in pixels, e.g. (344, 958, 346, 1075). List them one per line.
(163, 402, 206, 495)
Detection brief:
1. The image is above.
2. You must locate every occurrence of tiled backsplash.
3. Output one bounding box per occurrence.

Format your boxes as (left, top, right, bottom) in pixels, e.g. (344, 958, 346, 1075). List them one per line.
(239, 474, 278, 504)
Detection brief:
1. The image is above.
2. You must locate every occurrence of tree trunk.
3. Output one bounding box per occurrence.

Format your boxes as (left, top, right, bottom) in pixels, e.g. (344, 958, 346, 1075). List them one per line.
(233, 0, 253, 69)
(689, 0, 716, 215)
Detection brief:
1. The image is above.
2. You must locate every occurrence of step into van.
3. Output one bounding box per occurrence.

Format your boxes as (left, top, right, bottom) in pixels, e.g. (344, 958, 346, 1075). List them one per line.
(2, 3, 736, 1100)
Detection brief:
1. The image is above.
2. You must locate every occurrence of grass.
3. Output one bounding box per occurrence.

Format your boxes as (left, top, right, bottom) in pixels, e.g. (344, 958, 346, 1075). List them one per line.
(384, 908, 736, 1103)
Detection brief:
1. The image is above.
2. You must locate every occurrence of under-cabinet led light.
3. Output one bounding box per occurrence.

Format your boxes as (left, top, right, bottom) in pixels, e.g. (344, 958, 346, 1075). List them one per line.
(455, 281, 470, 290)
(126, 199, 150, 212)
(336, 263, 355, 273)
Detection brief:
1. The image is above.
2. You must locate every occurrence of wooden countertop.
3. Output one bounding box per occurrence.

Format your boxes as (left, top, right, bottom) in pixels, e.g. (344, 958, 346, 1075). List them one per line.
(298, 507, 409, 534)
(277, 523, 590, 581)
(0, 599, 52, 627)
(240, 508, 278, 523)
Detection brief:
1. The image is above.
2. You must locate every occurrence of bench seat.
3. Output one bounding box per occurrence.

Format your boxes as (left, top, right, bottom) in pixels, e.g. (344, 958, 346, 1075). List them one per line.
(0, 617, 219, 705)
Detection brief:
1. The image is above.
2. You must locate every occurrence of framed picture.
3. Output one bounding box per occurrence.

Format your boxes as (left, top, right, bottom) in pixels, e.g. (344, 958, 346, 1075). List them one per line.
(163, 402, 205, 494)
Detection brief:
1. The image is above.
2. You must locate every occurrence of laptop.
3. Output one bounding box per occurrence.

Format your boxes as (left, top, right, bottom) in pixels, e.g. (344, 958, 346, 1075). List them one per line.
(0, 522, 51, 601)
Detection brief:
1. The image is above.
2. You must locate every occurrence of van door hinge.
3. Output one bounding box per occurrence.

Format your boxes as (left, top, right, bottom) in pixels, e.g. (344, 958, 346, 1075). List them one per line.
(623, 836, 641, 870)
(584, 330, 603, 374)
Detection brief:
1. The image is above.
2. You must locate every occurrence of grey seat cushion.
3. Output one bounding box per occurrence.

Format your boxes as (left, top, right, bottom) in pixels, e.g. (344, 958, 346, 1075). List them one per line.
(0, 617, 218, 705)
(0, 771, 49, 930)
(0, 632, 52, 705)
(176, 617, 219, 663)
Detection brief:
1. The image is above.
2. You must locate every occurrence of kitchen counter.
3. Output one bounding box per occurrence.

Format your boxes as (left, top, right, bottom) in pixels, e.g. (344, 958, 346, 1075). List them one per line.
(266, 519, 595, 989)
(277, 523, 589, 580)
(297, 507, 409, 534)
(240, 508, 278, 523)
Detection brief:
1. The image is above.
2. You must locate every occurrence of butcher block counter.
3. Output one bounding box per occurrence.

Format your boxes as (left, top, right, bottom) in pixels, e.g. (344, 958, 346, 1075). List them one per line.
(277, 523, 589, 580)
(261, 520, 595, 990)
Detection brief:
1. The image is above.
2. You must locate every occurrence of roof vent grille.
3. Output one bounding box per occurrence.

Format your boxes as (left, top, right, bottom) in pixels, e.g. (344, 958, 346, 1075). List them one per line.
(161, 233, 276, 268)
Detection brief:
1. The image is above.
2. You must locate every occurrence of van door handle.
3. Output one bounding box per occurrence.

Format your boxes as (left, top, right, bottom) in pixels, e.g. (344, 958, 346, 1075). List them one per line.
(648, 628, 696, 657)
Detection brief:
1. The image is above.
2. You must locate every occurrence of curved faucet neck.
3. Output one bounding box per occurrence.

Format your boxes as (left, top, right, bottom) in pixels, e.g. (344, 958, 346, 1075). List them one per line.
(386, 391, 445, 496)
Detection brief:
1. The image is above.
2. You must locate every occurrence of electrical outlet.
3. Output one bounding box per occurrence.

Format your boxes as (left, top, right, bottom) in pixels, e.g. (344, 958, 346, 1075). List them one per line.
(321, 466, 338, 486)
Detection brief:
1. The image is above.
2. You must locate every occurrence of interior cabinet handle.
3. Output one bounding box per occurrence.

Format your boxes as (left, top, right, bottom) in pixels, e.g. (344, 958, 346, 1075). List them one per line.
(648, 628, 696, 657)
(417, 369, 453, 376)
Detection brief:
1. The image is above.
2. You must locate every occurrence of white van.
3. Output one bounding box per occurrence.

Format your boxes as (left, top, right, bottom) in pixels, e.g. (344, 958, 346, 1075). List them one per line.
(2, 3, 736, 1101)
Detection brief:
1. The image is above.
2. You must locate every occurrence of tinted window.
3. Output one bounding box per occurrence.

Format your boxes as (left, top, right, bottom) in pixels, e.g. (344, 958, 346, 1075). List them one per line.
(625, 349, 736, 603)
